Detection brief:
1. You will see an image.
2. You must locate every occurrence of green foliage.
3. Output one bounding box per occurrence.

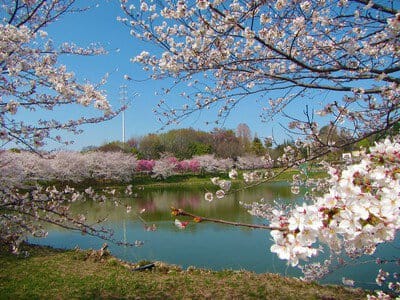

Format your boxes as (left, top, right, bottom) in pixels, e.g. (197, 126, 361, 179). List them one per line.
(87, 124, 382, 163)
(139, 134, 165, 159)
(380, 121, 400, 139)
(97, 141, 126, 152)
(9, 148, 21, 153)
(390, 122, 400, 136)
(135, 127, 244, 159)
(158, 128, 212, 159)
(354, 122, 400, 151)
(188, 142, 212, 156)
(269, 140, 293, 163)
(356, 138, 371, 149)
(95, 140, 139, 154)
(251, 136, 266, 156)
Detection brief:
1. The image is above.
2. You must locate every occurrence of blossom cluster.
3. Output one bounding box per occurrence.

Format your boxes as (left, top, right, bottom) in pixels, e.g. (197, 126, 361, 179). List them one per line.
(1, 21, 114, 149)
(246, 138, 400, 275)
(205, 176, 232, 202)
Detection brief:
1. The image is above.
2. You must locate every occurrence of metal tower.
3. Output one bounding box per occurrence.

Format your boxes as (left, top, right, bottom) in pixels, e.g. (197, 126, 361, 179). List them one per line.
(119, 85, 128, 144)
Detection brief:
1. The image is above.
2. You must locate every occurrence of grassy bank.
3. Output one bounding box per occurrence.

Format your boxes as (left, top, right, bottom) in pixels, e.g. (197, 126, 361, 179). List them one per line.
(58, 167, 327, 192)
(0, 243, 366, 300)
(131, 168, 327, 188)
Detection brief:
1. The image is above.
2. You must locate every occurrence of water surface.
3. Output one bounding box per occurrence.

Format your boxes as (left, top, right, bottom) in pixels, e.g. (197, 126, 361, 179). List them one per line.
(31, 183, 398, 291)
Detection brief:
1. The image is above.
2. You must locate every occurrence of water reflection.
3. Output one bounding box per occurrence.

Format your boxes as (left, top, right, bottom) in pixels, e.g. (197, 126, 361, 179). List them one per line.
(69, 183, 301, 223)
(31, 182, 398, 291)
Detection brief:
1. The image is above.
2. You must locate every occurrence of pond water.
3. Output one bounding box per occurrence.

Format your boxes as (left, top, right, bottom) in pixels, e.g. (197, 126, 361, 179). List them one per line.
(31, 183, 398, 291)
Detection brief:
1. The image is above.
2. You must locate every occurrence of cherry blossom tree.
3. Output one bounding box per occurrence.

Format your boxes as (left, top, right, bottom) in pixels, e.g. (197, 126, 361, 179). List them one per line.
(121, 0, 399, 157)
(2, 150, 273, 183)
(121, 0, 400, 295)
(1, 1, 123, 150)
(0, 1, 126, 252)
(151, 154, 179, 178)
(236, 154, 272, 170)
(80, 151, 137, 182)
(193, 154, 234, 173)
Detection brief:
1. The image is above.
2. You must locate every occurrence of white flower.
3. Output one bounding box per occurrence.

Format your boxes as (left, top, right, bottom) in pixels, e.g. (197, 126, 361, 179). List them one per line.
(140, 2, 148, 11)
(342, 277, 355, 286)
(196, 0, 209, 10)
(290, 185, 300, 195)
(211, 177, 220, 185)
(204, 192, 213, 202)
(275, 0, 286, 10)
(271, 243, 292, 261)
(228, 169, 238, 179)
(300, 1, 311, 12)
(215, 189, 225, 199)
(218, 180, 231, 191)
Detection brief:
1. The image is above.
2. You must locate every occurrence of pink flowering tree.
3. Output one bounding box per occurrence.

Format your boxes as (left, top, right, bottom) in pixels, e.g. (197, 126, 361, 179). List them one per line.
(0, 1, 128, 252)
(175, 160, 190, 173)
(188, 159, 201, 173)
(136, 159, 156, 173)
(182, 159, 201, 173)
(122, 0, 399, 296)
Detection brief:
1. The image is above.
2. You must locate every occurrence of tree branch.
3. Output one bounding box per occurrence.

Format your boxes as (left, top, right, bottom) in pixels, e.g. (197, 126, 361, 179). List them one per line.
(350, 0, 398, 15)
(171, 207, 285, 231)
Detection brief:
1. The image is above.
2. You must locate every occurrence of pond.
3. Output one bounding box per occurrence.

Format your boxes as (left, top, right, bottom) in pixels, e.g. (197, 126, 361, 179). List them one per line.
(31, 182, 398, 291)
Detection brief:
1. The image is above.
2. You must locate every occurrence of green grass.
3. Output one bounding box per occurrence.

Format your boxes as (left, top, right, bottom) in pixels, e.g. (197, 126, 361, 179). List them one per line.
(272, 168, 327, 181)
(131, 172, 227, 188)
(50, 168, 328, 193)
(0, 243, 367, 299)
(129, 168, 329, 193)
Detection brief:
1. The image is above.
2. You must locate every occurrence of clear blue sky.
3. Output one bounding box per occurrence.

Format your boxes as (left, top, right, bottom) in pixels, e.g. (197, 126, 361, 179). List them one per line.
(44, 0, 295, 150)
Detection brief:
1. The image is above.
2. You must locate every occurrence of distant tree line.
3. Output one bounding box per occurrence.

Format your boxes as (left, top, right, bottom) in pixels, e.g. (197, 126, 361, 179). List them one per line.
(90, 124, 270, 159)
(89, 122, 392, 163)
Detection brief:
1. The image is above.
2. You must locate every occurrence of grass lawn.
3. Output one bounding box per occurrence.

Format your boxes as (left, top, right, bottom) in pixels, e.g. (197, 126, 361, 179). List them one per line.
(0, 243, 367, 299)
(69, 167, 328, 193)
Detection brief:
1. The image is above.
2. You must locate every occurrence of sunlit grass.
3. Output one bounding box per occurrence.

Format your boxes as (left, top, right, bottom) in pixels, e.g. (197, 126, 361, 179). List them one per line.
(0, 243, 367, 299)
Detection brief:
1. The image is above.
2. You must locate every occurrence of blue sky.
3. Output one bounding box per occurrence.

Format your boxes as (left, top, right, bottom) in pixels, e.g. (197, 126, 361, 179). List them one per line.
(43, 0, 295, 150)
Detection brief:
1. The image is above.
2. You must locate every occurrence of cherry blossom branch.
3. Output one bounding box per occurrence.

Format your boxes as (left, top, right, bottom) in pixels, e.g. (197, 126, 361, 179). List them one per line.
(351, 0, 398, 15)
(171, 207, 286, 231)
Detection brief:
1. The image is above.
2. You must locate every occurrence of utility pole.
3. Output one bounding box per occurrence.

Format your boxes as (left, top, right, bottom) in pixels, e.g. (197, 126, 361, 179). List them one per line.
(119, 85, 128, 144)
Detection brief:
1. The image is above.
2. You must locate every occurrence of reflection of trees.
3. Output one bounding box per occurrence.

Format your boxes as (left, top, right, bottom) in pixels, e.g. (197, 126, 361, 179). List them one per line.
(65, 184, 296, 224)
(176, 195, 202, 209)
(138, 198, 157, 213)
